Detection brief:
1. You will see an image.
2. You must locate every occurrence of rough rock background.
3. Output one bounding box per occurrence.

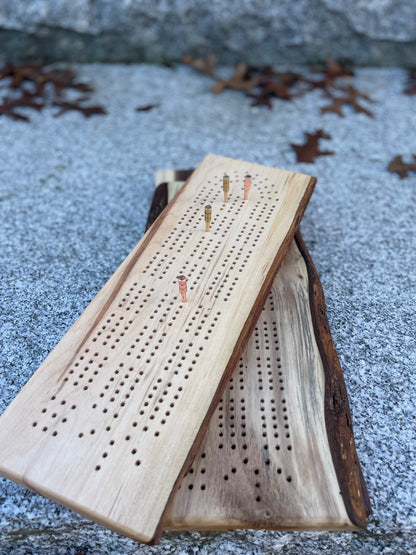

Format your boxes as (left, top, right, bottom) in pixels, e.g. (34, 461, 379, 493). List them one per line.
(1, 0, 416, 65)
(0, 63, 415, 553)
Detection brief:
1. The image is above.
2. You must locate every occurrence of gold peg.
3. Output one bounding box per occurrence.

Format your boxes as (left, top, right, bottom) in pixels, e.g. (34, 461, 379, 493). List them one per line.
(244, 174, 252, 200)
(205, 205, 212, 232)
(177, 275, 188, 302)
(223, 173, 230, 203)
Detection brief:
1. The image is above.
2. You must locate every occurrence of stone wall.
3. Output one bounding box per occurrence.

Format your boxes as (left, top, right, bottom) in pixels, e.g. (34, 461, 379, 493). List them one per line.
(1, 1, 415, 67)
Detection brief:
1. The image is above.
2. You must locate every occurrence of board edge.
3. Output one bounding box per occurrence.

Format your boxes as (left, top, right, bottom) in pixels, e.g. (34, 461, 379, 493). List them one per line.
(294, 231, 371, 529)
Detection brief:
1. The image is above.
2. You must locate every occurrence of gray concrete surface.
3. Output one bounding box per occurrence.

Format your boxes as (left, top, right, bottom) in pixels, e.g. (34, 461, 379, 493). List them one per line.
(1, 0, 416, 66)
(0, 64, 415, 553)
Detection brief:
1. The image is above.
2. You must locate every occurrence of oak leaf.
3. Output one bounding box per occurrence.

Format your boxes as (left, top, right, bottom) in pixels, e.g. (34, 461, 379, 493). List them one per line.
(259, 80, 292, 100)
(212, 62, 260, 93)
(291, 130, 334, 163)
(247, 91, 273, 109)
(321, 85, 373, 117)
(311, 57, 354, 80)
(0, 91, 44, 121)
(0, 62, 105, 120)
(53, 99, 107, 118)
(387, 155, 416, 178)
(182, 53, 217, 76)
(1, 63, 92, 97)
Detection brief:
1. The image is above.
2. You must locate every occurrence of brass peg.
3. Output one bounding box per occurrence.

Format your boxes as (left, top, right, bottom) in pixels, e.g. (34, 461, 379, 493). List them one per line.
(177, 275, 188, 302)
(244, 174, 252, 200)
(223, 173, 230, 203)
(205, 205, 212, 232)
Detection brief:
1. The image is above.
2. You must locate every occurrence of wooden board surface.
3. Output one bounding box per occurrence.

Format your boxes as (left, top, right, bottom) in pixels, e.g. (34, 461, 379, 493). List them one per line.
(0, 154, 316, 543)
(151, 177, 371, 532)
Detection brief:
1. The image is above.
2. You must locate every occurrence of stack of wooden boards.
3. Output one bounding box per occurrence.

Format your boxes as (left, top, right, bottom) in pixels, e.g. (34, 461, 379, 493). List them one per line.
(0, 154, 370, 544)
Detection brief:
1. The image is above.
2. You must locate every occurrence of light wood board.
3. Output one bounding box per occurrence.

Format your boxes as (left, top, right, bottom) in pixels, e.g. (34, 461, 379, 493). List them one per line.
(0, 154, 315, 543)
(150, 177, 371, 532)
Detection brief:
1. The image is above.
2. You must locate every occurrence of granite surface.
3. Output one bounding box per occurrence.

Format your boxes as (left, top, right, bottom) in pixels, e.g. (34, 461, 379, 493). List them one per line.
(1, 0, 416, 65)
(0, 64, 415, 553)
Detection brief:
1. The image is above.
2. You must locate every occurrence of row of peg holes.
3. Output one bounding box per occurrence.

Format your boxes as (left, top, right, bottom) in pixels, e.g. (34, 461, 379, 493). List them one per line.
(179, 290, 293, 505)
(32, 171, 283, 476)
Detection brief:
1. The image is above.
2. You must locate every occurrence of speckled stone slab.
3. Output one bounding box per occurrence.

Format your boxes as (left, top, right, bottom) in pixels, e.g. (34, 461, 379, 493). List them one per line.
(0, 64, 415, 554)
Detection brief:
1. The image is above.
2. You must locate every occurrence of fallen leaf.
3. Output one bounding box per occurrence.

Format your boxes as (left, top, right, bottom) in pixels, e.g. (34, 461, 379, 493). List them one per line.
(53, 99, 107, 118)
(387, 155, 416, 178)
(269, 70, 303, 87)
(324, 57, 354, 79)
(1, 63, 92, 97)
(182, 53, 217, 76)
(212, 62, 260, 93)
(36, 68, 93, 97)
(136, 104, 159, 112)
(321, 85, 373, 117)
(299, 57, 354, 95)
(245, 69, 296, 107)
(0, 91, 44, 121)
(247, 91, 273, 109)
(304, 77, 333, 93)
(291, 130, 334, 163)
(259, 80, 292, 100)
(311, 57, 354, 80)
(0, 62, 105, 120)
(181, 54, 371, 117)
(404, 68, 416, 95)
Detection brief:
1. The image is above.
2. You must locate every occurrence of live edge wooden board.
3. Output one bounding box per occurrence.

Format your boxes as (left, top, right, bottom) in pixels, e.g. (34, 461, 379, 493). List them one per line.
(152, 175, 371, 533)
(0, 154, 316, 544)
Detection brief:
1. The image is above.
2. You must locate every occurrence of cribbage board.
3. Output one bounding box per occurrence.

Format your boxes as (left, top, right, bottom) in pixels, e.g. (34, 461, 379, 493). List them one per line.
(0, 154, 316, 543)
(151, 175, 371, 533)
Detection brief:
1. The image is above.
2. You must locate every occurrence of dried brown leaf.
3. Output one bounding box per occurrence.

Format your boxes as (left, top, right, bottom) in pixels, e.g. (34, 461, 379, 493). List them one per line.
(247, 92, 273, 109)
(136, 104, 159, 112)
(0, 63, 92, 97)
(291, 130, 334, 163)
(387, 155, 416, 178)
(321, 85, 373, 117)
(0, 91, 44, 121)
(325, 57, 354, 79)
(404, 68, 416, 95)
(182, 53, 217, 76)
(260, 80, 292, 100)
(0, 62, 104, 120)
(53, 99, 107, 118)
(303, 57, 354, 95)
(311, 57, 354, 80)
(212, 62, 260, 93)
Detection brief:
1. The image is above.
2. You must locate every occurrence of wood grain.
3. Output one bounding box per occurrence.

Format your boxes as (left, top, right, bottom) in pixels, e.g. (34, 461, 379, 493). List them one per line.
(150, 177, 370, 532)
(0, 154, 315, 544)
(295, 233, 371, 526)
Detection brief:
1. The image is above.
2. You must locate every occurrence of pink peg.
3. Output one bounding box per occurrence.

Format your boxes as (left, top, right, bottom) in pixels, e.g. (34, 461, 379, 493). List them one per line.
(244, 174, 252, 200)
(177, 275, 188, 302)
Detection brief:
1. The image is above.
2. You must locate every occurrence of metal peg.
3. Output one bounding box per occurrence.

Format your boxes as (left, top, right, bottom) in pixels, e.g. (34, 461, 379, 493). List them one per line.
(223, 174, 230, 203)
(205, 205, 212, 232)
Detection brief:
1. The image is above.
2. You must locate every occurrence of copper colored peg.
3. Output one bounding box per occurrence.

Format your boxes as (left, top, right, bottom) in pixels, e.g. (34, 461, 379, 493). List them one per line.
(223, 173, 230, 203)
(177, 275, 187, 302)
(244, 174, 252, 200)
(205, 205, 212, 232)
